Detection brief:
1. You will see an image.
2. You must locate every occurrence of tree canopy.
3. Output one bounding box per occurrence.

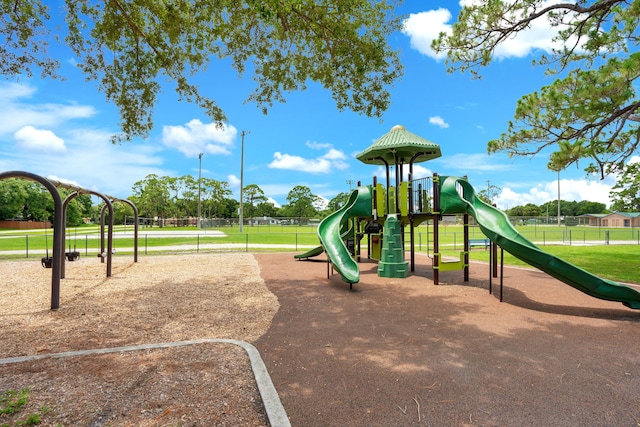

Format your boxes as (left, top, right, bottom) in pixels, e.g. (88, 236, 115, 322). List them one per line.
(286, 185, 318, 218)
(433, 0, 640, 178)
(507, 199, 607, 217)
(2, 0, 404, 142)
(609, 161, 640, 211)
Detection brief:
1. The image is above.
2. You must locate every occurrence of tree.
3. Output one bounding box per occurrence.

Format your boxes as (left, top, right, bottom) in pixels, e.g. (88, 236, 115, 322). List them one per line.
(575, 200, 607, 216)
(180, 175, 198, 217)
(326, 192, 350, 213)
(242, 184, 268, 222)
(507, 203, 541, 217)
(433, 1, 640, 178)
(609, 162, 640, 211)
(131, 174, 170, 225)
(255, 201, 278, 218)
(163, 176, 185, 225)
(4, 1, 403, 142)
(219, 198, 239, 219)
(0, 179, 28, 220)
(22, 183, 52, 222)
(477, 184, 501, 205)
(286, 185, 318, 219)
(202, 178, 232, 218)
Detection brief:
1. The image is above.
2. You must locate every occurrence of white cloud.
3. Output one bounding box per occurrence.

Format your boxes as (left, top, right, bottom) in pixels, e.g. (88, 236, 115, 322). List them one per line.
(3, 126, 169, 198)
(494, 177, 615, 210)
(267, 197, 281, 208)
(162, 119, 237, 157)
(429, 116, 450, 129)
(14, 126, 66, 153)
(0, 82, 96, 135)
(313, 195, 329, 211)
(270, 152, 331, 173)
(374, 164, 433, 182)
(402, 9, 452, 60)
(268, 144, 349, 173)
(412, 165, 433, 180)
(306, 141, 333, 150)
(404, 2, 581, 61)
(0, 81, 36, 100)
(46, 175, 81, 188)
(227, 174, 241, 189)
(493, 13, 560, 59)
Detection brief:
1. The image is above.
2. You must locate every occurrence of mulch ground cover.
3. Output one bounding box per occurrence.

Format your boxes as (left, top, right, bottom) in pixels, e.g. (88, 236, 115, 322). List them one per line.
(254, 253, 640, 427)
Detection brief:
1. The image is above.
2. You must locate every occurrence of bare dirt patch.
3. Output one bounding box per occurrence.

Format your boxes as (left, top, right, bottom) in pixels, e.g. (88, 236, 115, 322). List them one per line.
(0, 253, 279, 426)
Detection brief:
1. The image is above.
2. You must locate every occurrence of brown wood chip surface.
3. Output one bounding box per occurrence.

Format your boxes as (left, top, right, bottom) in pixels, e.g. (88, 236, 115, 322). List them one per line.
(0, 254, 279, 426)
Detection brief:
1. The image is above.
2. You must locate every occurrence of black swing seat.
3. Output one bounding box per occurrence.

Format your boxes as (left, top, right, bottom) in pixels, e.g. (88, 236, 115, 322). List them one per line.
(41, 257, 53, 268)
(66, 251, 80, 261)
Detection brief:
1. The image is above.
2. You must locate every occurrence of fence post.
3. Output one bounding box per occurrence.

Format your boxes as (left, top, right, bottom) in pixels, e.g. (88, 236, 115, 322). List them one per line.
(85, 235, 88, 256)
(25, 235, 28, 258)
(197, 234, 200, 253)
(245, 234, 249, 252)
(605, 230, 610, 245)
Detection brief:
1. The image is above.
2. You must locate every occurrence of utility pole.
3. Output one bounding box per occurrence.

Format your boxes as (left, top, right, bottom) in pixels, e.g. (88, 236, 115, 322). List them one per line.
(557, 170, 561, 227)
(239, 130, 250, 232)
(486, 180, 491, 203)
(197, 153, 203, 229)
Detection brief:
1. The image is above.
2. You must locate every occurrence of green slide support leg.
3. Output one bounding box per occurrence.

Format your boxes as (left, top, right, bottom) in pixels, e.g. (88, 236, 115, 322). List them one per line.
(438, 176, 640, 309)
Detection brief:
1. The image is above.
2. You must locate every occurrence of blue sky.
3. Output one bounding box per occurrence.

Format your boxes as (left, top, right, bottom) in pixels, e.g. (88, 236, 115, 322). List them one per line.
(1, 0, 631, 211)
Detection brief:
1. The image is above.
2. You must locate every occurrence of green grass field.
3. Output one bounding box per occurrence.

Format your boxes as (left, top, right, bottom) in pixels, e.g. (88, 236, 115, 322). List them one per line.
(1, 224, 638, 284)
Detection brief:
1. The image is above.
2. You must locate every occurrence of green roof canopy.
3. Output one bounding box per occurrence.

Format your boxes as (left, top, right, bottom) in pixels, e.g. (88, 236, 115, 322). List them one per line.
(356, 125, 441, 166)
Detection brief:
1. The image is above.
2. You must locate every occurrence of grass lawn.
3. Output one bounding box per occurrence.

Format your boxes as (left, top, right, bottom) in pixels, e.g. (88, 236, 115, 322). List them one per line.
(463, 245, 640, 284)
(1, 224, 638, 284)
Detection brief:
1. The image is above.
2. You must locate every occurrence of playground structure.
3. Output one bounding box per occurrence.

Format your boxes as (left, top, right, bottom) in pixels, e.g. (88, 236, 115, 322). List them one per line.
(296, 125, 640, 309)
(0, 170, 140, 309)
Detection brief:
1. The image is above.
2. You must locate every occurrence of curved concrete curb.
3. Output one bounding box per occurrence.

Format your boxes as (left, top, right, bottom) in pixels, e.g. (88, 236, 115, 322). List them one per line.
(0, 338, 290, 427)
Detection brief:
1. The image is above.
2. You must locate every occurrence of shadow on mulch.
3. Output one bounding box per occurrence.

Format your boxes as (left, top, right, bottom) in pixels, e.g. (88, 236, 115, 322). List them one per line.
(255, 253, 640, 427)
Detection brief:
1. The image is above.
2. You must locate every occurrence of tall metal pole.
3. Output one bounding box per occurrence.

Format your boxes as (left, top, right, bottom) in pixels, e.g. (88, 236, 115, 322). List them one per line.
(239, 130, 249, 232)
(557, 170, 561, 227)
(197, 152, 203, 229)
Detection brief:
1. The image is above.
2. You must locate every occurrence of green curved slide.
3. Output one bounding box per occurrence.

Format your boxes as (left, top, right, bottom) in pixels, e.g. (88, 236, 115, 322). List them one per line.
(316, 186, 373, 284)
(294, 245, 324, 260)
(439, 175, 640, 309)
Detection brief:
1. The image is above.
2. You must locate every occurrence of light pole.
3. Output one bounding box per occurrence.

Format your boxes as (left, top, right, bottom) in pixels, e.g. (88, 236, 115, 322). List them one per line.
(239, 130, 249, 232)
(557, 170, 561, 227)
(197, 153, 203, 229)
(346, 179, 356, 191)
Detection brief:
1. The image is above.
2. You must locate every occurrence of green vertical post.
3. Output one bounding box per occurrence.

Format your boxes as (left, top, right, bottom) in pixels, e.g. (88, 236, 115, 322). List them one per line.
(377, 215, 408, 278)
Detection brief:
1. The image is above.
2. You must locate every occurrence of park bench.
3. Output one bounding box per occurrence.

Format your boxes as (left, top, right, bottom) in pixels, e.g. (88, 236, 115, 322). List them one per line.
(468, 238, 490, 250)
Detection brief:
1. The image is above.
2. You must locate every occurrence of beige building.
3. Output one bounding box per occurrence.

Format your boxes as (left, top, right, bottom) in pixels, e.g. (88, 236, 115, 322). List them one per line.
(580, 212, 640, 227)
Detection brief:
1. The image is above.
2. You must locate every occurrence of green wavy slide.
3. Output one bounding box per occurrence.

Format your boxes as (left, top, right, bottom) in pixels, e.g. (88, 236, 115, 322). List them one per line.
(316, 185, 373, 284)
(294, 245, 324, 260)
(439, 175, 640, 309)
